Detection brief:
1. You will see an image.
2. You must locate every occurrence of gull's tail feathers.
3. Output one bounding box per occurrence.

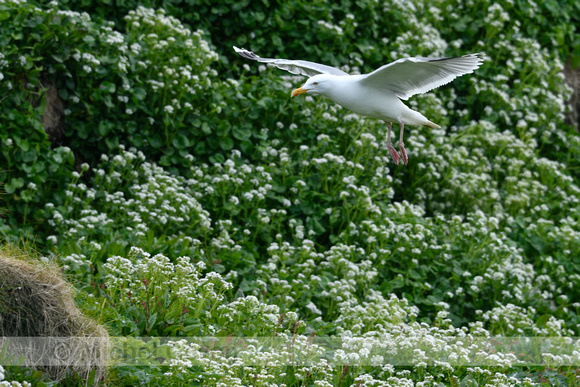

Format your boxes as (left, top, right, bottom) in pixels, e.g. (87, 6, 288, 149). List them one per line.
(402, 109, 441, 129)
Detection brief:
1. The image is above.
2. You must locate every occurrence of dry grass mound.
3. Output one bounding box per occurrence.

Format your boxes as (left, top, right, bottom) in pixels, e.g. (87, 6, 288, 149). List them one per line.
(0, 243, 109, 382)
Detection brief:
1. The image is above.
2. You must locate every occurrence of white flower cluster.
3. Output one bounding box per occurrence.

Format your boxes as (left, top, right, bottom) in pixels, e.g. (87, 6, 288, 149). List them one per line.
(0, 365, 32, 387)
(161, 334, 333, 385)
(47, 147, 211, 246)
(104, 246, 232, 317)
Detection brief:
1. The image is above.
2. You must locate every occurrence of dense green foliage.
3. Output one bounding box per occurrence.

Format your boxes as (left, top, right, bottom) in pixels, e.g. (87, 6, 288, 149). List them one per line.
(1, 0, 580, 385)
(38, 0, 580, 71)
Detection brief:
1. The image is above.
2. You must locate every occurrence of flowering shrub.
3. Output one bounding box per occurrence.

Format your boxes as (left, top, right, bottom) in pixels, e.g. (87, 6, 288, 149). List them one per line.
(0, 2, 224, 232)
(43, 146, 212, 271)
(102, 246, 232, 336)
(0, 365, 33, 387)
(2, 0, 580, 385)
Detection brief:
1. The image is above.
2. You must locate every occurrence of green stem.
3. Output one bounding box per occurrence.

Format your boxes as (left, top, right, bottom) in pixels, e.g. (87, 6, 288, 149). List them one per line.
(22, 203, 29, 225)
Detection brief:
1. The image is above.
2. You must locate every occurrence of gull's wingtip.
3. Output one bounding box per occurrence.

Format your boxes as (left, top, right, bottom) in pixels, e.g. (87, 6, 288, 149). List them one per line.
(467, 52, 485, 64)
(472, 53, 485, 69)
(233, 46, 260, 61)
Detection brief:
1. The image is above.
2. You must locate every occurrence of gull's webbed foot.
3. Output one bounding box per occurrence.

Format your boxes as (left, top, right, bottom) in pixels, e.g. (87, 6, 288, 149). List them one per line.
(388, 143, 400, 165)
(399, 141, 408, 166)
(398, 121, 408, 166)
(386, 122, 400, 165)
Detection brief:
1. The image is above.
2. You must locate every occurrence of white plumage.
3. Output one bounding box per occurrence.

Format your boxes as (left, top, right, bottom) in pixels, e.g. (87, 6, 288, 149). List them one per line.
(234, 46, 483, 165)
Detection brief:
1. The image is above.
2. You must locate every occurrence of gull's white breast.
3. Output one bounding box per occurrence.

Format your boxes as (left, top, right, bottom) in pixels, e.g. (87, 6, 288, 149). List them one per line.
(322, 75, 407, 123)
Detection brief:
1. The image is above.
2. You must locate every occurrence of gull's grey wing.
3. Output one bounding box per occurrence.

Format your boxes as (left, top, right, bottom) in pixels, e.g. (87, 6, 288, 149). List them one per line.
(233, 46, 348, 77)
(360, 54, 483, 100)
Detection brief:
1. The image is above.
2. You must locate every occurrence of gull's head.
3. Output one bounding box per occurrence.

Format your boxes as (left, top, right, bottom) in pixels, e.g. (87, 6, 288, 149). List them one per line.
(291, 74, 333, 98)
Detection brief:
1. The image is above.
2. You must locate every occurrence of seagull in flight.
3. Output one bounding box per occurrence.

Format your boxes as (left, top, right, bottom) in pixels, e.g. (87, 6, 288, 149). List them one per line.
(234, 46, 483, 165)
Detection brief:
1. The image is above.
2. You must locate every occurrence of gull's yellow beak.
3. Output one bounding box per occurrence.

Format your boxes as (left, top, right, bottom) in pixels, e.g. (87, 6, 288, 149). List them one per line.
(291, 87, 308, 98)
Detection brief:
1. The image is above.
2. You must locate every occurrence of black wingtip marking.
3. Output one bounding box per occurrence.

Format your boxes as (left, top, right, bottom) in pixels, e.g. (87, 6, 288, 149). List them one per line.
(429, 53, 482, 62)
(428, 53, 483, 63)
(428, 57, 453, 63)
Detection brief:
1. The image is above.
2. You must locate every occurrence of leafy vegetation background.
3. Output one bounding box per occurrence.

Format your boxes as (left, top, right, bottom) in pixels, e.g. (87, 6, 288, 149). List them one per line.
(1, 0, 580, 385)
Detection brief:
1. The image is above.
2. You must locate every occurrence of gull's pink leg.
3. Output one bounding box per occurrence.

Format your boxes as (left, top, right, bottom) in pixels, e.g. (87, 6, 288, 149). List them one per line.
(386, 122, 399, 165)
(398, 121, 408, 166)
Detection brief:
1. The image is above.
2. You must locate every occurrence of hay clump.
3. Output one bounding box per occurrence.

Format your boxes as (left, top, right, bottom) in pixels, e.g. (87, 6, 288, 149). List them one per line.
(0, 244, 109, 382)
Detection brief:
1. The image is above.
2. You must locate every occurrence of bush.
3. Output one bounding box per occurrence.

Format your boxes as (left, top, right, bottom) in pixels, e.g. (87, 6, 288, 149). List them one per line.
(2, 0, 580, 385)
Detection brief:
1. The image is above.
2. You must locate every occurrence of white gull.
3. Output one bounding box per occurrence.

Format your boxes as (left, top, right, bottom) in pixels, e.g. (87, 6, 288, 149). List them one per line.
(234, 46, 483, 165)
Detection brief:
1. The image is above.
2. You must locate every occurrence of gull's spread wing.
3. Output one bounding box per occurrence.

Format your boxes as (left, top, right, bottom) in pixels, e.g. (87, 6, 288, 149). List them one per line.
(233, 46, 349, 77)
(361, 54, 483, 100)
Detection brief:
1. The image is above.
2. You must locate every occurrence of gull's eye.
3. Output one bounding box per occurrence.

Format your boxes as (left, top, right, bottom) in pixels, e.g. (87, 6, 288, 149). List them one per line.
(313, 82, 319, 86)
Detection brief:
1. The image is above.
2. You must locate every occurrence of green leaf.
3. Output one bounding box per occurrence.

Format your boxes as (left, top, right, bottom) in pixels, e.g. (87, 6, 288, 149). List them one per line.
(239, 278, 258, 292)
(51, 54, 63, 63)
(201, 122, 212, 134)
(544, 0, 560, 16)
(310, 216, 326, 234)
(103, 95, 114, 108)
(272, 35, 282, 47)
(423, 295, 442, 306)
(65, 78, 76, 90)
(5, 177, 24, 194)
(308, 173, 321, 189)
(240, 140, 253, 154)
(147, 313, 157, 329)
(219, 136, 234, 151)
(52, 152, 63, 163)
(183, 319, 201, 333)
(134, 87, 147, 101)
(16, 138, 30, 152)
(232, 125, 252, 141)
(58, 87, 69, 100)
(535, 314, 549, 328)
(98, 121, 112, 136)
(209, 153, 225, 164)
(101, 81, 116, 93)
(22, 149, 37, 163)
(0, 11, 10, 22)
(172, 133, 190, 149)
(105, 136, 119, 150)
(149, 134, 163, 148)
(159, 155, 171, 166)
(83, 35, 95, 44)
